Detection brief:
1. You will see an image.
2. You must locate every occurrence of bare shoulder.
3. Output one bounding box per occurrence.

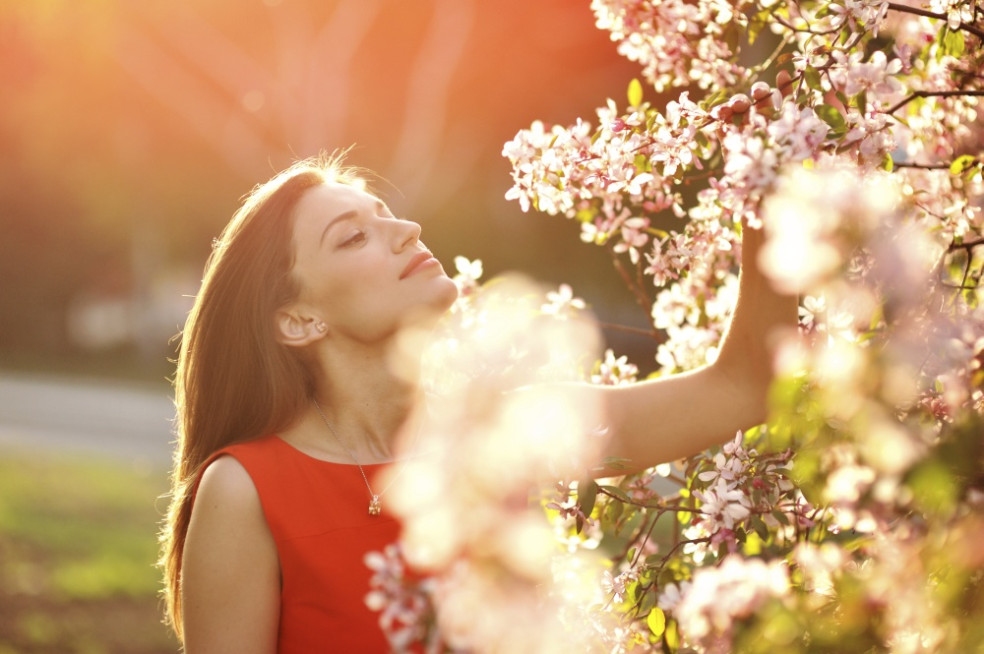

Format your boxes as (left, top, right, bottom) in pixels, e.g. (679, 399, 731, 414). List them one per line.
(183, 455, 280, 653)
(186, 454, 273, 559)
(195, 455, 262, 512)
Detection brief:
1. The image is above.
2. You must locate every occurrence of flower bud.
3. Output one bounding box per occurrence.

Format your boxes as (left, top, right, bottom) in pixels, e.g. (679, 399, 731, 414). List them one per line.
(776, 69, 793, 96)
(728, 94, 751, 114)
(750, 81, 771, 101)
(711, 104, 733, 121)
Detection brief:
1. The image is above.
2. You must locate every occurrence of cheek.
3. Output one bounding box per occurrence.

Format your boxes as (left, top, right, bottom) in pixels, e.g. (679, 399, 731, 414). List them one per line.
(296, 255, 382, 303)
(324, 270, 395, 323)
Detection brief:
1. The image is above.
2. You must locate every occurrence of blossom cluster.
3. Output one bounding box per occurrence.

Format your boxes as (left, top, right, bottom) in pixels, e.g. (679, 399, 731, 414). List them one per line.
(591, 0, 755, 93)
(372, 272, 618, 652)
(366, 0, 984, 651)
(673, 555, 789, 652)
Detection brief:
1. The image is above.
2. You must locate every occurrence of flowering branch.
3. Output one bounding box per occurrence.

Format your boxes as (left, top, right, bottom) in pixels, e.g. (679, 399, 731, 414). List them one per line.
(886, 1, 984, 41)
(378, 1, 984, 650)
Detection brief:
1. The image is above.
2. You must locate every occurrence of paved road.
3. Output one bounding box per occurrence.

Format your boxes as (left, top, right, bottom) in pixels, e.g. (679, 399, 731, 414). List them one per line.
(0, 372, 175, 466)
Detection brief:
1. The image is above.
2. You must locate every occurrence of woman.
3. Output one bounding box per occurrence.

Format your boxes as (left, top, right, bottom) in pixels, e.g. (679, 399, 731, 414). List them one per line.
(160, 152, 795, 653)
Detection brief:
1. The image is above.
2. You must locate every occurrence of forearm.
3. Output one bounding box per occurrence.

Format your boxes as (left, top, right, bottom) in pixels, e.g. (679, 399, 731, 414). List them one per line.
(713, 223, 799, 407)
(587, 225, 798, 475)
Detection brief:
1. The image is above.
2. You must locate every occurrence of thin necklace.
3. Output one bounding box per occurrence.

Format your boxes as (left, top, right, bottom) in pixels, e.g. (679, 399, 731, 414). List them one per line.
(312, 400, 406, 516)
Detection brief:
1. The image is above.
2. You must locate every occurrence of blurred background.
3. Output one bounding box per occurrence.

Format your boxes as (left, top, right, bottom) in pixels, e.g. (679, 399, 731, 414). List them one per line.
(0, 0, 650, 381)
(0, 1, 646, 651)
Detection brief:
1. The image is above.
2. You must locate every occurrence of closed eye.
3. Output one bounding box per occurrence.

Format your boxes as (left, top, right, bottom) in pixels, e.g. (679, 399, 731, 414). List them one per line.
(339, 230, 367, 247)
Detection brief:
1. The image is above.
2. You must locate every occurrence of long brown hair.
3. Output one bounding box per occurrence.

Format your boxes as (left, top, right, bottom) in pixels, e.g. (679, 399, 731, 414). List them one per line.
(159, 152, 366, 640)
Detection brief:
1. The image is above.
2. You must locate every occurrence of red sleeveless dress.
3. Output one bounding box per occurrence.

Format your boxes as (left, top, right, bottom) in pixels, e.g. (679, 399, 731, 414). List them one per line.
(204, 434, 400, 653)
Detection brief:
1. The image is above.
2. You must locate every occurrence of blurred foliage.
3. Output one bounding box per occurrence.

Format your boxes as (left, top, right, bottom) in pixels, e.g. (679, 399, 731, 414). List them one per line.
(0, 447, 174, 653)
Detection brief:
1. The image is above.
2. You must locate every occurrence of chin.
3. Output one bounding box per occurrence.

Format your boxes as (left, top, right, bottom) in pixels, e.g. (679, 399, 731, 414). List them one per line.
(403, 280, 458, 328)
(436, 277, 460, 308)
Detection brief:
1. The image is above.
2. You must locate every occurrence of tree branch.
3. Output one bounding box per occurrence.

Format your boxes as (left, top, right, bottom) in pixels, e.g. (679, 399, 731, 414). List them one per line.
(949, 237, 984, 251)
(886, 1, 984, 41)
(886, 90, 984, 116)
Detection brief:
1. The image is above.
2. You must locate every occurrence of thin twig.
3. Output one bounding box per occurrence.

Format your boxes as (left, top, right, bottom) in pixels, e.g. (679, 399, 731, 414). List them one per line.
(596, 321, 663, 340)
(596, 486, 698, 512)
(757, 32, 795, 75)
(893, 161, 951, 170)
(609, 247, 658, 324)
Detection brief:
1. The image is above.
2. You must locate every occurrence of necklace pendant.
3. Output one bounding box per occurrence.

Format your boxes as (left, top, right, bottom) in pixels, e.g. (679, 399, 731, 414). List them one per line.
(368, 495, 382, 516)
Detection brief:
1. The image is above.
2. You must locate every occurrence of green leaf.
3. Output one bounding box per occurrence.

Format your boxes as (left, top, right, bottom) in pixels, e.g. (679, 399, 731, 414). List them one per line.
(775, 52, 795, 66)
(600, 485, 631, 503)
(882, 152, 894, 172)
(577, 479, 598, 519)
(950, 154, 977, 175)
(575, 208, 595, 224)
(601, 456, 630, 471)
(747, 11, 768, 45)
(647, 607, 666, 638)
(855, 90, 868, 111)
(628, 78, 644, 107)
(664, 619, 679, 651)
(743, 530, 764, 555)
(816, 104, 845, 130)
(753, 516, 771, 541)
(702, 88, 729, 110)
(942, 27, 965, 57)
(605, 498, 624, 527)
(906, 459, 958, 515)
(804, 67, 822, 91)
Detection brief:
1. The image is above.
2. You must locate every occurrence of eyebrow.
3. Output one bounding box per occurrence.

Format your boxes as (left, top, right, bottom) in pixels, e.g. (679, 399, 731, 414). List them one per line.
(319, 210, 358, 246)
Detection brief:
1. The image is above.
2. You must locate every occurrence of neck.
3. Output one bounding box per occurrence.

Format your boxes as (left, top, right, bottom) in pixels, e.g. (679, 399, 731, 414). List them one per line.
(287, 336, 423, 463)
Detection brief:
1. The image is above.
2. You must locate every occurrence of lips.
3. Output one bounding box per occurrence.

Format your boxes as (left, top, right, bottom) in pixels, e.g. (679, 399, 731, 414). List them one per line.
(400, 250, 438, 279)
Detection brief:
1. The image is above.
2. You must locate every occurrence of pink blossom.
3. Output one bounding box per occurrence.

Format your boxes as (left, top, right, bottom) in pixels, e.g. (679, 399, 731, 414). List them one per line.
(541, 284, 587, 318)
(675, 555, 790, 648)
(590, 348, 639, 386)
(830, 50, 905, 104)
(657, 580, 692, 612)
(695, 477, 752, 531)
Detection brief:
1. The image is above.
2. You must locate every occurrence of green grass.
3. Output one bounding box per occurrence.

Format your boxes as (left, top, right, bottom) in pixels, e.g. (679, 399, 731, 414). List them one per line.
(0, 448, 177, 653)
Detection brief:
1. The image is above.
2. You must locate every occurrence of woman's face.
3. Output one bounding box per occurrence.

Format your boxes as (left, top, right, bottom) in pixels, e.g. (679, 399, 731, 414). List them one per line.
(288, 182, 459, 343)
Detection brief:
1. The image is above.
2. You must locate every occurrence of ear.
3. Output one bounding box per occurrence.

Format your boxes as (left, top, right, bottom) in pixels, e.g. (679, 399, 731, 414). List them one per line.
(275, 307, 328, 347)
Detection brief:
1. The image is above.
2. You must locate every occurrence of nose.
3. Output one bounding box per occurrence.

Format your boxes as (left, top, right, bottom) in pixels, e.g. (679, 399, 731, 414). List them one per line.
(393, 218, 422, 251)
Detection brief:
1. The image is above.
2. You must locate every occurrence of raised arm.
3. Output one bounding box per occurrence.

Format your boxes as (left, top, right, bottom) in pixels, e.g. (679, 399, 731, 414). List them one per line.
(588, 224, 798, 475)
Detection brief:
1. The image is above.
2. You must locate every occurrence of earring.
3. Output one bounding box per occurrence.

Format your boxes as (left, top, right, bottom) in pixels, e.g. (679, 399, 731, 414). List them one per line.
(315, 321, 328, 334)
